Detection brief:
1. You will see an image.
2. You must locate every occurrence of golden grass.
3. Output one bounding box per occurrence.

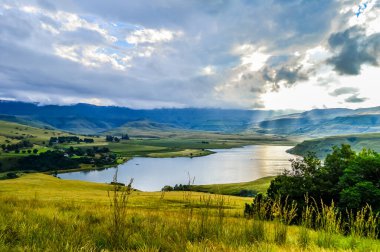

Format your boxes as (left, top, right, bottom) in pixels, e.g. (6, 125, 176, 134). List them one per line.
(0, 174, 379, 251)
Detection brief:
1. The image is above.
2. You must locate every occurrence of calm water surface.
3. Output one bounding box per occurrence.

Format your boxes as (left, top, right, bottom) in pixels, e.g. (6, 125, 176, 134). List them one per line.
(59, 145, 296, 191)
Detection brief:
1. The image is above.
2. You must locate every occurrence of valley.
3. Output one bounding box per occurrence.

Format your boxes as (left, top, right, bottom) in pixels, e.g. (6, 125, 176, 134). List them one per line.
(1, 101, 380, 251)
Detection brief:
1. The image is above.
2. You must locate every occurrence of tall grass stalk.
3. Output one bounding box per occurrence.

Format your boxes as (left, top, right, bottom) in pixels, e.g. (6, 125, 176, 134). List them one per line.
(182, 173, 195, 241)
(298, 195, 314, 248)
(108, 169, 133, 249)
(348, 204, 379, 239)
(250, 196, 271, 242)
(271, 196, 297, 245)
(315, 200, 341, 248)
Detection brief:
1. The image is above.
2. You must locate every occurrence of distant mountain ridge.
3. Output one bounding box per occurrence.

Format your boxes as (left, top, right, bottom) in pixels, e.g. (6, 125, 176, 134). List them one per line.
(3, 101, 380, 137)
(0, 101, 288, 134)
(258, 107, 380, 137)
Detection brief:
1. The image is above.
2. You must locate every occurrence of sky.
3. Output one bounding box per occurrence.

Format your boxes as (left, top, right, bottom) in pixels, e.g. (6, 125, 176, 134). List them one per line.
(0, 0, 379, 110)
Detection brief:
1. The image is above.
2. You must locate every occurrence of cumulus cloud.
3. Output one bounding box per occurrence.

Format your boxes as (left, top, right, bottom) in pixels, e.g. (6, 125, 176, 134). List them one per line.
(0, 0, 378, 109)
(329, 87, 359, 96)
(126, 28, 181, 44)
(327, 26, 380, 75)
(261, 64, 309, 90)
(345, 94, 368, 103)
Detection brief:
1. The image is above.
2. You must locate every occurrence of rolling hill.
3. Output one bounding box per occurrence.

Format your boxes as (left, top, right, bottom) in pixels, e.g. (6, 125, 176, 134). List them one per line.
(287, 132, 380, 158)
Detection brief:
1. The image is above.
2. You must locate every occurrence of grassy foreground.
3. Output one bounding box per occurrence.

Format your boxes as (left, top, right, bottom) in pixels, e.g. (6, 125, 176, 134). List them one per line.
(1, 174, 379, 251)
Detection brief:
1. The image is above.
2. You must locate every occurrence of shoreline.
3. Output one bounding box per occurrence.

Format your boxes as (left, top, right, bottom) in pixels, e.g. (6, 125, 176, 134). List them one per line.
(54, 142, 295, 175)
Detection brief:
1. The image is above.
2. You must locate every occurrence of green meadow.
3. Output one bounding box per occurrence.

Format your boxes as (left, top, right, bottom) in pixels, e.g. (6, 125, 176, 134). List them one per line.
(0, 173, 379, 251)
(191, 176, 275, 196)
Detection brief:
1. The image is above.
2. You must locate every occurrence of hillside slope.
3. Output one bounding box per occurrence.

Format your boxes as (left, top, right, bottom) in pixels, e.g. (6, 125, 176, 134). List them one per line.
(288, 132, 380, 158)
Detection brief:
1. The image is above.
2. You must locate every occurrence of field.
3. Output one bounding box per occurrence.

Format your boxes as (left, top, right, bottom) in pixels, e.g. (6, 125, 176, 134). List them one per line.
(0, 173, 379, 251)
(192, 176, 275, 196)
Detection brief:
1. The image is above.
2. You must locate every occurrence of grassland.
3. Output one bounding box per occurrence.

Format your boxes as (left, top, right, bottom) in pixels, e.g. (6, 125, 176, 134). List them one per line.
(191, 176, 275, 196)
(147, 148, 214, 158)
(0, 120, 88, 170)
(0, 173, 379, 251)
(288, 132, 380, 158)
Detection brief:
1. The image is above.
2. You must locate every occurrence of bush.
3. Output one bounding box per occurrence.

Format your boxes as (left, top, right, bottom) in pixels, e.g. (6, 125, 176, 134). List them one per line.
(6, 172, 18, 179)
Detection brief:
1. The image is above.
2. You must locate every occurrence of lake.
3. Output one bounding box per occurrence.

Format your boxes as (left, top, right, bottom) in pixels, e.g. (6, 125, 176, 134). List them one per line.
(59, 145, 296, 191)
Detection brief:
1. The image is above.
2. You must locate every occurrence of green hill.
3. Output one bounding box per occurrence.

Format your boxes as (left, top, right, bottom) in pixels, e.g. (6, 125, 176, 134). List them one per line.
(288, 132, 380, 158)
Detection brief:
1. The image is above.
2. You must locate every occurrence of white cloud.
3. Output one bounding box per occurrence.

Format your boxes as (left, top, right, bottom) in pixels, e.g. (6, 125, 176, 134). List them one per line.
(54, 44, 128, 70)
(0, 0, 379, 110)
(126, 28, 181, 44)
(201, 65, 215, 76)
(40, 22, 59, 35)
(232, 44, 270, 71)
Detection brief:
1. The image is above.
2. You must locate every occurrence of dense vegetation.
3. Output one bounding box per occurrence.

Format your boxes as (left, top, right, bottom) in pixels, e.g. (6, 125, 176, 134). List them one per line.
(13, 147, 117, 172)
(268, 144, 380, 213)
(1, 139, 33, 152)
(49, 136, 94, 144)
(241, 144, 380, 240)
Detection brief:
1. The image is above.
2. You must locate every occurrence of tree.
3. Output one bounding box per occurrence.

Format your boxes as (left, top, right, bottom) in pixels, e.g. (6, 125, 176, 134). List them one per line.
(319, 144, 356, 203)
(106, 135, 114, 142)
(267, 144, 380, 217)
(121, 134, 130, 140)
(161, 185, 173, 191)
(338, 149, 380, 212)
(267, 152, 321, 207)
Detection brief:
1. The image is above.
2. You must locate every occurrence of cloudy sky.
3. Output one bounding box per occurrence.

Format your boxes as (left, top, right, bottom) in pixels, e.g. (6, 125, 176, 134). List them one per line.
(0, 0, 379, 110)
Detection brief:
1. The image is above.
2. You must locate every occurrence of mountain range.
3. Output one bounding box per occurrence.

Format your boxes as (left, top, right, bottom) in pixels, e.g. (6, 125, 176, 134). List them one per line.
(0, 101, 287, 134)
(2, 100, 380, 138)
(258, 107, 380, 137)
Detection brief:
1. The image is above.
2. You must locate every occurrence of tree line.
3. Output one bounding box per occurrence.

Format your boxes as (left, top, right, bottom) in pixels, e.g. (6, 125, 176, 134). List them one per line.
(245, 144, 380, 235)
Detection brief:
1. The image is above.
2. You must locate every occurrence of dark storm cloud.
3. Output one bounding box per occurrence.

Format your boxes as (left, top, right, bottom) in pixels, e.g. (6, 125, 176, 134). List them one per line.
(261, 65, 308, 88)
(327, 26, 380, 75)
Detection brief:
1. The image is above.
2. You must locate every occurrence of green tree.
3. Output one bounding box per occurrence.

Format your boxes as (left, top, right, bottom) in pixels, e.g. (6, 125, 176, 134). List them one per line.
(267, 152, 321, 210)
(338, 149, 380, 211)
(318, 144, 356, 203)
